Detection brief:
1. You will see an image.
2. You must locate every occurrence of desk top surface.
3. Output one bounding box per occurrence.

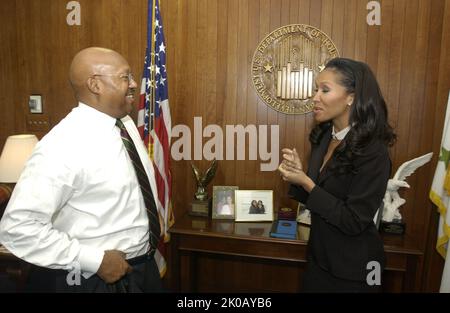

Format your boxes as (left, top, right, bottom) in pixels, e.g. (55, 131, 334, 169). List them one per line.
(169, 214, 423, 255)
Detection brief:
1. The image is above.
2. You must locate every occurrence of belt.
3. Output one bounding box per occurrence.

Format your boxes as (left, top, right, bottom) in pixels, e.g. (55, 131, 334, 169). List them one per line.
(126, 249, 155, 266)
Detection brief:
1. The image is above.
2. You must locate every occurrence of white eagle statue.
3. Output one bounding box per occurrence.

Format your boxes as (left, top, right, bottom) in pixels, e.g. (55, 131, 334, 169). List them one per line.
(382, 152, 433, 222)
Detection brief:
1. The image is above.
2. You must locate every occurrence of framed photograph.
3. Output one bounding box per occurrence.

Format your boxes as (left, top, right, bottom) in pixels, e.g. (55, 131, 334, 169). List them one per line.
(212, 186, 238, 220)
(235, 190, 274, 222)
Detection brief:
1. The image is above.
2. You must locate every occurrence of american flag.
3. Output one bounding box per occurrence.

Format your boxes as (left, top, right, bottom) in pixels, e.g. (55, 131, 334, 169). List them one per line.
(137, 0, 173, 277)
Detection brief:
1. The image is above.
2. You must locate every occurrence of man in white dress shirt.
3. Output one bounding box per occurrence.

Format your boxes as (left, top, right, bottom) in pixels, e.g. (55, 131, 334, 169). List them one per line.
(0, 47, 163, 292)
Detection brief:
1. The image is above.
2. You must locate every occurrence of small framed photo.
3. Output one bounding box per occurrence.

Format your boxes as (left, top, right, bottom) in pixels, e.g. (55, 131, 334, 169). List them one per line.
(212, 186, 238, 220)
(235, 190, 274, 222)
(29, 95, 43, 114)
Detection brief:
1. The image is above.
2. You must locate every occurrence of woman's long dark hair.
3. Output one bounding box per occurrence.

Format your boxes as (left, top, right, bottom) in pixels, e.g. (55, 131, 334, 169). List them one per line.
(309, 58, 396, 174)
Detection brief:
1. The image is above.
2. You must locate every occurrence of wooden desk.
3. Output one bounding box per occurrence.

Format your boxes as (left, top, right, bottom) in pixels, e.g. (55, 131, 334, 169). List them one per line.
(169, 214, 422, 292)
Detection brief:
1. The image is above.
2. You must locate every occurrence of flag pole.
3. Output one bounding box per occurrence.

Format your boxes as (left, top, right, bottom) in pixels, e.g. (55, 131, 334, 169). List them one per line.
(149, 0, 156, 159)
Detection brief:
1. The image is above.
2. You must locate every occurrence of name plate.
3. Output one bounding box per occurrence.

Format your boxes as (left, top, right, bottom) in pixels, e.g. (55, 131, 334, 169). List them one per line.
(189, 199, 210, 217)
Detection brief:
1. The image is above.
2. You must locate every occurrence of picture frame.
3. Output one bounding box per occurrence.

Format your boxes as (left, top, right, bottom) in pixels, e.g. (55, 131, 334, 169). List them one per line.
(235, 190, 274, 222)
(212, 186, 239, 220)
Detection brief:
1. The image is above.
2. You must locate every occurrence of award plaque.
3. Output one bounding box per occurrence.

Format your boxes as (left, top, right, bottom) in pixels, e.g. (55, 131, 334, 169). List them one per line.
(189, 199, 210, 217)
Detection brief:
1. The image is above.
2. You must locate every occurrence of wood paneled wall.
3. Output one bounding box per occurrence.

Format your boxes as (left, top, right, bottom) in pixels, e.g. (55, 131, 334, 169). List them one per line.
(0, 0, 449, 291)
(0, 0, 149, 145)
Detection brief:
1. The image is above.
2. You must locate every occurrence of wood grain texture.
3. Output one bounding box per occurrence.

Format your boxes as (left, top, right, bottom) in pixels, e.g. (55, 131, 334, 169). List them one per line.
(0, 0, 449, 291)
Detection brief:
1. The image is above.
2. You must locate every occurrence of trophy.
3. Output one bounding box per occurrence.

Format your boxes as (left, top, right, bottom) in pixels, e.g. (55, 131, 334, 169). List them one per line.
(189, 159, 218, 217)
(380, 152, 432, 234)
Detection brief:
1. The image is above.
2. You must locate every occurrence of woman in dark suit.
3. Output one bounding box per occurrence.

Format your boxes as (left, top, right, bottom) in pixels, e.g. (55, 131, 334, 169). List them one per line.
(278, 58, 396, 292)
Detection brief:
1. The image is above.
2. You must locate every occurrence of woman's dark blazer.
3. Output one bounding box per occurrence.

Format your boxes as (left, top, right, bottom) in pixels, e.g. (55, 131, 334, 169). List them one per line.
(289, 128, 391, 281)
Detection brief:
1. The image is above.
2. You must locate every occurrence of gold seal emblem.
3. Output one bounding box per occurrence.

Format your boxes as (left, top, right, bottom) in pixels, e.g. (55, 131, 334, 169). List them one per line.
(252, 24, 339, 114)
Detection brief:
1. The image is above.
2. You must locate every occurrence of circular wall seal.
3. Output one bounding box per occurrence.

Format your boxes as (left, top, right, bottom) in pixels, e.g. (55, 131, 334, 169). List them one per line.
(252, 24, 339, 115)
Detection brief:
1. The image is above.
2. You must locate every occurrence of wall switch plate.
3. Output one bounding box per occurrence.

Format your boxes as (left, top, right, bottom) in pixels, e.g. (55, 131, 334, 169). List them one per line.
(29, 95, 43, 114)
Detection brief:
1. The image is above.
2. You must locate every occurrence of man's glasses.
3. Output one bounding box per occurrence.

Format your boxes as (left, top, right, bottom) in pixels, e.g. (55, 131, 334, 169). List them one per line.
(92, 73, 135, 83)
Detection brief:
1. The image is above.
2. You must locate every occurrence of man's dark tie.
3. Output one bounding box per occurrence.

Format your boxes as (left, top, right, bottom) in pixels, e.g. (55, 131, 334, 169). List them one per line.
(115, 119, 161, 251)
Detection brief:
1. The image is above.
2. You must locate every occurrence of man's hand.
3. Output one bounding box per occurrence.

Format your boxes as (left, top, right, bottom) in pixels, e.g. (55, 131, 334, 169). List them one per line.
(97, 250, 132, 284)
